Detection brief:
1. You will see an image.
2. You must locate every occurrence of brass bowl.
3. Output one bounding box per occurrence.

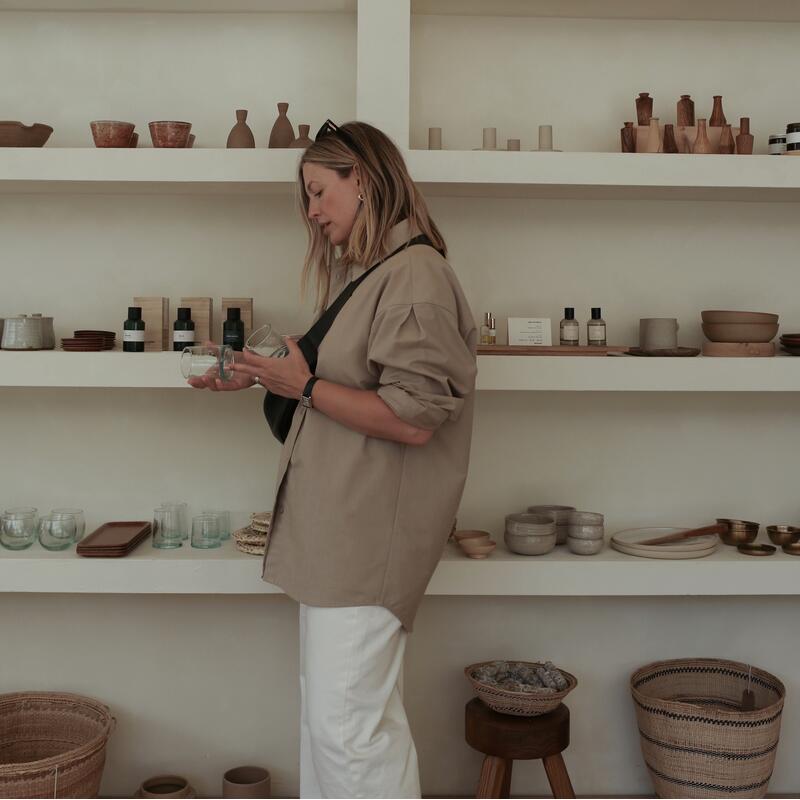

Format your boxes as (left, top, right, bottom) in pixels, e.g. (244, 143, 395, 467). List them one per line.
(767, 525, 800, 547)
(717, 519, 759, 547)
(782, 542, 800, 556)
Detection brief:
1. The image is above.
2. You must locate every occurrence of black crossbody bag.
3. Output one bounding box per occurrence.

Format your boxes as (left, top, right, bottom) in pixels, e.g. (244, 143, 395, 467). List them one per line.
(263, 234, 436, 443)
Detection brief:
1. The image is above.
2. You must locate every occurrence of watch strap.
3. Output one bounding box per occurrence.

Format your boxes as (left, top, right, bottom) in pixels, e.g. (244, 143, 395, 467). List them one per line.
(301, 376, 319, 407)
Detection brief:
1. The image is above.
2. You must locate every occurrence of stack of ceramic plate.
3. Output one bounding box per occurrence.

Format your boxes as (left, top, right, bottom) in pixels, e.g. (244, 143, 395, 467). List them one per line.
(611, 527, 718, 559)
(61, 330, 116, 352)
(780, 333, 800, 355)
(232, 511, 271, 555)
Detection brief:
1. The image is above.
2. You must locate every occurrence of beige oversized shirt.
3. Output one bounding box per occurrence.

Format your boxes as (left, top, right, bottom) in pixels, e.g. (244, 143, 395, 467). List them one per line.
(261, 220, 477, 631)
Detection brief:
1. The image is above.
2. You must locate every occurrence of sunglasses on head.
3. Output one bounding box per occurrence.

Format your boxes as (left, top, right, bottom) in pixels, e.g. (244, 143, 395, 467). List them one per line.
(315, 119, 360, 154)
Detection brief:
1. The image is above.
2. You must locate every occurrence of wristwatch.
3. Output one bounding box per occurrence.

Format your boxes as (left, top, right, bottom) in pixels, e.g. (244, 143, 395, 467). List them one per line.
(300, 376, 319, 409)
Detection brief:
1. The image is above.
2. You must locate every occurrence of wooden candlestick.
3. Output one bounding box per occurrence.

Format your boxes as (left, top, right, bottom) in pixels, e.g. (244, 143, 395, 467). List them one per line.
(736, 117, 754, 155)
(636, 92, 653, 126)
(719, 124, 735, 154)
(677, 94, 695, 127)
(692, 119, 712, 154)
(662, 124, 679, 153)
(620, 121, 636, 153)
(709, 95, 727, 127)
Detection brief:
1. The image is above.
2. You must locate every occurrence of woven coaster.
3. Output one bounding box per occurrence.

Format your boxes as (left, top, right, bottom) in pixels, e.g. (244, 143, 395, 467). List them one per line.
(234, 540, 265, 556)
(251, 511, 272, 525)
(233, 527, 269, 545)
(250, 523, 270, 534)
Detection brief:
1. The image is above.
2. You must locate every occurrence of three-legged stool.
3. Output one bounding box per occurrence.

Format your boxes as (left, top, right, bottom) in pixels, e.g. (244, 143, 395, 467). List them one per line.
(465, 698, 575, 798)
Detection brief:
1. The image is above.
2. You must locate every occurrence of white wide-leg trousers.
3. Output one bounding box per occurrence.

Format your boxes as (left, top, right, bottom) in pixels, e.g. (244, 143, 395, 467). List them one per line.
(299, 603, 421, 799)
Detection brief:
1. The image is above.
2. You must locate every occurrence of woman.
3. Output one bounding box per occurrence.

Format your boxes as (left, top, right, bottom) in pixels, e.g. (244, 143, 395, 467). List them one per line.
(190, 121, 477, 798)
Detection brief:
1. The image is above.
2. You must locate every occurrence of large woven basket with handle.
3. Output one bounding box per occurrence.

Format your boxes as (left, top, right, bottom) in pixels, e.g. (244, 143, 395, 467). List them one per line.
(631, 658, 785, 799)
(0, 692, 114, 798)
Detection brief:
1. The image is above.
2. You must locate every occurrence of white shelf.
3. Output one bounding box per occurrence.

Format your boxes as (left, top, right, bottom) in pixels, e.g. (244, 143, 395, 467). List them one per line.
(4, 350, 800, 391)
(0, 148, 302, 195)
(0, 0, 355, 11)
(407, 151, 800, 201)
(411, 0, 800, 22)
(1, 537, 797, 596)
(3, 150, 800, 200)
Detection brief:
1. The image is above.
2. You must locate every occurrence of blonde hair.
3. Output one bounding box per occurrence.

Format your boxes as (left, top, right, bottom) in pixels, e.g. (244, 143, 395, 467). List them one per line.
(297, 121, 447, 312)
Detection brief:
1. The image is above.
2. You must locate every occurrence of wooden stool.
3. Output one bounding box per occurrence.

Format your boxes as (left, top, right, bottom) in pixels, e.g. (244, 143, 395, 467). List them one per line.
(465, 698, 575, 799)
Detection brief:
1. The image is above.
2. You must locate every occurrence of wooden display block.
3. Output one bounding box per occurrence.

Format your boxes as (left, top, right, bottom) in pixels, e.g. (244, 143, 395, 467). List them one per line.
(133, 296, 169, 352)
(180, 297, 212, 344)
(477, 345, 631, 356)
(221, 297, 254, 342)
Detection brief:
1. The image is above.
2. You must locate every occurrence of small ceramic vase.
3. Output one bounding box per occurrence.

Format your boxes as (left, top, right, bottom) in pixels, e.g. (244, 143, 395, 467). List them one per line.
(226, 110, 255, 148)
(636, 92, 653, 126)
(620, 121, 636, 153)
(428, 127, 442, 150)
(662, 124, 679, 154)
(268, 102, 294, 148)
(289, 124, 314, 148)
(645, 118, 661, 153)
(677, 94, 695, 127)
(736, 117, 754, 155)
(692, 119, 712, 154)
(506, 138, 520, 151)
(222, 766, 271, 799)
(709, 95, 727, 127)
(538, 125, 553, 151)
(30, 314, 54, 349)
(718, 124, 735, 154)
(482, 127, 496, 150)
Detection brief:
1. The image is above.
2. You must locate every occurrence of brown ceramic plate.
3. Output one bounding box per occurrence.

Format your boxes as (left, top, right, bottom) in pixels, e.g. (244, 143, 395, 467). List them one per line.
(75, 330, 115, 337)
(701, 310, 779, 324)
(736, 543, 776, 556)
(627, 347, 700, 357)
(702, 322, 779, 343)
(77, 521, 151, 556)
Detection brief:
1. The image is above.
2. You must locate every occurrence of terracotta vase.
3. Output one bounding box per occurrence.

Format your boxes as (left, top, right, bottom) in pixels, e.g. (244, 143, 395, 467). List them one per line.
(289, 123, 314, 148)
(677, 94, 695, 127)
(692, 119, 712, 154)
(662, 124, 679, 154)
(645, 118, 661, 153)
(709, 95, 727, 127)
(636, 92, 653, 126)
(620, 121, 636, 153)
(718, 124, 735, 154)
(736, 117, 754, 155)
(227, 109, 255, 148)
(268, 102, 294, 148)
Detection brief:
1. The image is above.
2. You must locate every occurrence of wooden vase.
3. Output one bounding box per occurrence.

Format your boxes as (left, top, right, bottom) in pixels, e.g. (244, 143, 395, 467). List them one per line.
(289, 123, 314, 148)
(620, 121, 636, 153)
(645, 118, 661, 153)
(662, 124, 679, 154)
(736, 117, 754, 155)
(677, 94, 695, 127)
(718, 124, 735, 154)
(268, 102, 294, 148)
(692, 118, 712, 154)
(636, 92, 653, 126)
(709, 95, 727, 127)
(226, 109, 255, 148)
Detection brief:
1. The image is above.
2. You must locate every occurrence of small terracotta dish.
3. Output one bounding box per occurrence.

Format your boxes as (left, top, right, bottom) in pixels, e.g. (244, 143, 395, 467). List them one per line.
(766, 525, 800, 546)
(459, 536, 496, 552)
(702, 322, 778, 343)
(0, 121, 53, 147)
(90, 120, 135, 148)
(454, 529, 491, 543)
(736, 543, 776, 556)
(462, 541, 496, 559)
(149, 121, 191, 148)
(701, 310, 779, 324)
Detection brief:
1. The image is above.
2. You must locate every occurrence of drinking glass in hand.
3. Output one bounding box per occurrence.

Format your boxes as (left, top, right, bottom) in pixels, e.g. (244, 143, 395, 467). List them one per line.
(245, 325, 289, 359)
(1, 507, 38, 550)
(38, 513, 76, 551)
(180, 345, 235, 381)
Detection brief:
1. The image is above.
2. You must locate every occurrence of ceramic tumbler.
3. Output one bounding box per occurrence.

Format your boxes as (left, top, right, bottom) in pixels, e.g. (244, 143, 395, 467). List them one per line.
(482, 128, 497, 150)
(153, 507, 183, 549)
(639, 318, 679, 351)
(191, 514, 221, 549)
(538, 125, 553, 151)
(222, 766, 271, 798)
(428, 127, 442, 150)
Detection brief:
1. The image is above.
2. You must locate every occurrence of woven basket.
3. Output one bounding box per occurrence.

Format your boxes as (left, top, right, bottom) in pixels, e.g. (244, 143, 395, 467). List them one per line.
(465, 661, 577, 717)
(0, 692, 114, 798)
(631, 658, 785, 799)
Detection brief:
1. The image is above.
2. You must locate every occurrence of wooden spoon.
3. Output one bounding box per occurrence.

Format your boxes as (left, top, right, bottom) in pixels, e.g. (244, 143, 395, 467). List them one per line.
(638, 523, 727, 546)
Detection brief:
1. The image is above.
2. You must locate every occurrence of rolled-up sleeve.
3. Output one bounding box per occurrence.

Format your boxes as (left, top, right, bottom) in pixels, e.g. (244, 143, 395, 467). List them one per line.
(367, 302, 477, 430)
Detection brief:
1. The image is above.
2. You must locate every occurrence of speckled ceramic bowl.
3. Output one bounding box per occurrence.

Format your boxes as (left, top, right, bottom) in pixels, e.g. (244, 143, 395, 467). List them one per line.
(566, 524, 605, 540)
(567, 511, 604, 526)
(504, 530, 556, 555)
(567, 536, 604, 555)
(527, 505, 575, 525)
(505, 513, 556, 537)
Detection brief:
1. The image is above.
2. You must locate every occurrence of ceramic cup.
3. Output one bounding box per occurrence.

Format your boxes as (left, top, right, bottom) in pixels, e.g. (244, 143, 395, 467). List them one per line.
(639, 318, 679, 351)
(222, 766, 271, 798)
(1, 315, 44, 350)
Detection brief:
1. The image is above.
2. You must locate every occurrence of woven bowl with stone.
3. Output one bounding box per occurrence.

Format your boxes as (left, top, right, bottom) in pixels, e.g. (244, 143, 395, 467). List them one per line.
(465, 660, 577, 717)
(234, 540, 266, 556)
(233, 527, 268, 545)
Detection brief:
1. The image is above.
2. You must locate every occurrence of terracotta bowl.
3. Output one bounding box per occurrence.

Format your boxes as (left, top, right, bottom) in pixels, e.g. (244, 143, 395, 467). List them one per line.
(90, 120, 135, 148)
(701, 310, 779, 324)
(461, 541, 496, 559)
(702, 322, 779, 343)
(0, 121, 53, 147)
(454, 529, 491, 543)
(459, 536, 496, 552)
(149, 121, 191, 148)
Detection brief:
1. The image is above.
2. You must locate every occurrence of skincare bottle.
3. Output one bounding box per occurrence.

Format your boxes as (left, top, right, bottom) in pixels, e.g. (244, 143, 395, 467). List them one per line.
(480, 312, 496, 345)
(173, 307, 195, 351)
(559, 307, 579, 346)
(587, 307, 607, 346)
(123, 306, 145, 353)
(223, 307, 245, 351)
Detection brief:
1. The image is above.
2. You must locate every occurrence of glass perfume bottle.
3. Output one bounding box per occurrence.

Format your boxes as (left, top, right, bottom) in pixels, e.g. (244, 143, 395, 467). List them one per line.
(480, 312, 496, 345)
(123, 306, 145, 352)
(173, 307, 195, 351)
(223, 307, 245, 351)
(587, 307, 607, 346)
(560, 308, 579, 346)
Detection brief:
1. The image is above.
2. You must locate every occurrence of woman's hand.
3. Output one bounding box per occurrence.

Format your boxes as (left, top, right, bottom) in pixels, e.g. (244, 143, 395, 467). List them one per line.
(187, 344, 256, 392)
(230, 337, 313, 399)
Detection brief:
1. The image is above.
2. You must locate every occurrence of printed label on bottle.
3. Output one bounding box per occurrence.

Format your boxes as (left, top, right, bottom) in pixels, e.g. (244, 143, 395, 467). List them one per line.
(123, 330, 145, 342)
(173, 330, 195, 342)
(561, 334, 579, 345)
(588, 326, 606, 342)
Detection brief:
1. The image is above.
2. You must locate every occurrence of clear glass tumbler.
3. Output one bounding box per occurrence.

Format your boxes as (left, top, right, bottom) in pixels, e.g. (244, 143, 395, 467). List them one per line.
(191, 514, 221, 549)
(152, 507, 183, 550)
(180, 344, 235, 381)
(201, 509, 231, 541)
(51, 508, 86, 542)
(160, 501, 189, 540)
(38, 513, 76, 551)
(245, 325, 289, 359)
(1, 508, 38, 550)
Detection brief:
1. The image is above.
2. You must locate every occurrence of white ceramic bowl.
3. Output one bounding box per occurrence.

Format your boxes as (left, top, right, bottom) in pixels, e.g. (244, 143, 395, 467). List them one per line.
(567, 511, 604, 526)
(567, 536, 604, 555)
(505, 513, 556, 537)
(566, 524, 604, 540)
(504, 530, 556, 555)
(527, 505, 575, 525)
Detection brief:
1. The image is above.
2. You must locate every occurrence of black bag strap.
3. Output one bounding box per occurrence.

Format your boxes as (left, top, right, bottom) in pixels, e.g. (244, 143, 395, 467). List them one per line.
(296, 233, 436, 373)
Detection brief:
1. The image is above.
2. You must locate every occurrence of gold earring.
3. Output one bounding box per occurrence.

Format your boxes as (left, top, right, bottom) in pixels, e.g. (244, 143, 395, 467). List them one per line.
(358, 192, 364, 202)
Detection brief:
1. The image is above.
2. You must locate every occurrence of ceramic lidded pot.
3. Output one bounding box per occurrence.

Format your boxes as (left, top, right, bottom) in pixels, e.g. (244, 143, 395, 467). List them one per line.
(149, 121, 192, 148)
